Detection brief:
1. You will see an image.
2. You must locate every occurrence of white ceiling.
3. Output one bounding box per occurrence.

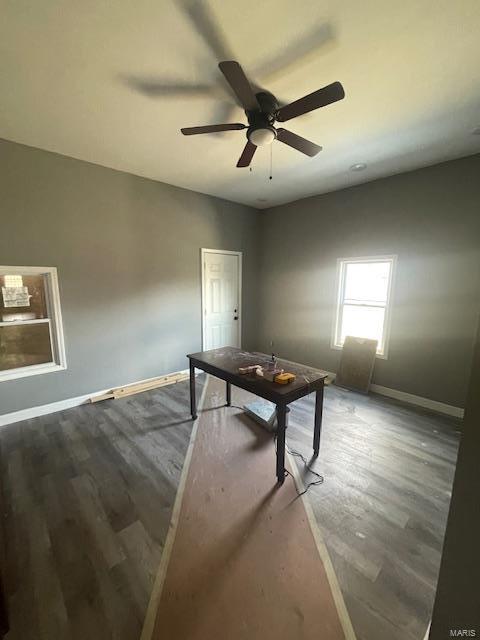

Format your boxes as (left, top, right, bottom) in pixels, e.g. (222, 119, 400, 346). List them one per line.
(1, 0, 480, 209)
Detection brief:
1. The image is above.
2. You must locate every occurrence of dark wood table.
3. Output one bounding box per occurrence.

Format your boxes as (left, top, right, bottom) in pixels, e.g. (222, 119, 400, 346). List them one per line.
(187, 347, 328, 484)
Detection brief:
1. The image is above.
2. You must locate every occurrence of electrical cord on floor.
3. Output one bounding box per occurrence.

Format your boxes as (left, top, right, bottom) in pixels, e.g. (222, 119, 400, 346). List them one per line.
(228, 404, 246, 411)
(274, 433, 324, 496)
(226, 403, 324, 495)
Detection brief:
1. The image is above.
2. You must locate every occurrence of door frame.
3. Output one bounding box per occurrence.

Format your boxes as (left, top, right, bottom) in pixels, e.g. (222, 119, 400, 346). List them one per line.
(201, 248, 243, 351)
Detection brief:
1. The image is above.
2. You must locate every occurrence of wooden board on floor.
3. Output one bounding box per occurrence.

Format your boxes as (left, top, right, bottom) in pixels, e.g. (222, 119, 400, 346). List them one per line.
(335, 336, 378, 393)
(90, 372, 189, 403)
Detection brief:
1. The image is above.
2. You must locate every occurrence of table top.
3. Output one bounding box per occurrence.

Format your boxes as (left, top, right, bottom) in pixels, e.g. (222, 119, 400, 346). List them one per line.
(188, 347, 327, 404)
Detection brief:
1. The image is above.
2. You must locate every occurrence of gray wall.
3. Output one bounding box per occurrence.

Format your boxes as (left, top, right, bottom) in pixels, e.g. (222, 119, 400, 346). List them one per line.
(257, 155, 480, 408)
(429, 320, 480, 636)
(1, 139, 479, 415)
(0, 139, 260, 414)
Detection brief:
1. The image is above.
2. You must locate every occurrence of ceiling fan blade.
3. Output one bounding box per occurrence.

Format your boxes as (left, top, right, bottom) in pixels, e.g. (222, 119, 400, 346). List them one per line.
(236, 141, 257, 167)
(219, 61, 259, 111)
(181, 123, 246, 135)
(276, 81, 345, 122)
(276, 128, 322, 156)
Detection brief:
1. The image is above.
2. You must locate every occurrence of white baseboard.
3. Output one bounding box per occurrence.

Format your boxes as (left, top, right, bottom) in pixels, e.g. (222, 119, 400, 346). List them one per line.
(0, 368, 463, 428)
(0, 368, 192, 428)
(370, 383, 464, 419)
(324, 370, 463, 419)
(0, 389, 104, 428)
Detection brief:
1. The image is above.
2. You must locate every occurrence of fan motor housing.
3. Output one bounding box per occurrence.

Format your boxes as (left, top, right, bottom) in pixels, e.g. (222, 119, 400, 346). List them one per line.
(246, 91, 279, 124)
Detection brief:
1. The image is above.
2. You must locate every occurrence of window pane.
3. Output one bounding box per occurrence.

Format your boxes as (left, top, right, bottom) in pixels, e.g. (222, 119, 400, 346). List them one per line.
(340, 304, 385, 348)
(0, 323, 53, 371)
(1, 274, 49, 322)
(344, 261, 391, 303)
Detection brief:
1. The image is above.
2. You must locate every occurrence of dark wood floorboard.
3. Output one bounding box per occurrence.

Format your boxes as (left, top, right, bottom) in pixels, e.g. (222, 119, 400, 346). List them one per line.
(0, 377, 204, 640)
(286, 385, 460, 640)
(0, 376, 459, 640)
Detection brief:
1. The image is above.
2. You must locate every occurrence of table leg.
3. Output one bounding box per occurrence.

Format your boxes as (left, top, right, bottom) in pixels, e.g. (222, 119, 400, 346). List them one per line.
(276, 404, 287, 484)
(226, 381, 231, 406)
(313, 383, 324, 456)
(189, 361, 197, 420)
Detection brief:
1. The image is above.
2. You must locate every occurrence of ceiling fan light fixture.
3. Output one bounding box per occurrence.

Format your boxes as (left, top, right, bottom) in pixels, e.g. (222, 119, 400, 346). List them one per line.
(248, 126, 276, 146)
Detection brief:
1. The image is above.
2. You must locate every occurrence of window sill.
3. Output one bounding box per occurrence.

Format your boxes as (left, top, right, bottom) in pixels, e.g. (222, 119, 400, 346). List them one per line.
(331, 343, 389, 360)
(0, 362, 67, 383)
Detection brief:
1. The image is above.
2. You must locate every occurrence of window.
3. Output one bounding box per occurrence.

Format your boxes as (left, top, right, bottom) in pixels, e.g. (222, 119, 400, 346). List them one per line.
(0, 266, 66, 382)
(332, 256, 396, 358)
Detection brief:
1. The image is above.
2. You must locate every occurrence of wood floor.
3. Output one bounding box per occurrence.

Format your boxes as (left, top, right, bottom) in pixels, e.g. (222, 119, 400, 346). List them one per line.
(0, 378, 204, 640)
(0, 376, 459, 640)
(286, 386, 460, 640)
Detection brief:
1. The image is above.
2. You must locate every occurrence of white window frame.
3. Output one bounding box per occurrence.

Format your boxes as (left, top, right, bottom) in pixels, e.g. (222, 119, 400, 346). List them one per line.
(0, 266, 67, 382)
(331, 255, 397, 359)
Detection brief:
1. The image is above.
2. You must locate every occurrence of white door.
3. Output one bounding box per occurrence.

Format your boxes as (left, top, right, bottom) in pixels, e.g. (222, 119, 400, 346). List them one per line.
(202, 250, 241, 350)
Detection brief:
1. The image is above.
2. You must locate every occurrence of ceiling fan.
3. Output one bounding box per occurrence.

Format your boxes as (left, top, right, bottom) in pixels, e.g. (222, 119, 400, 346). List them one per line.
(181, 61, 345, 167)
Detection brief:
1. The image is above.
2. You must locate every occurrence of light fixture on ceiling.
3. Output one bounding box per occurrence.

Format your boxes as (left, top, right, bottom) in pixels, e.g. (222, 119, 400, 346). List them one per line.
(350, 163, 367, 171)
(248, 126, 277, 147)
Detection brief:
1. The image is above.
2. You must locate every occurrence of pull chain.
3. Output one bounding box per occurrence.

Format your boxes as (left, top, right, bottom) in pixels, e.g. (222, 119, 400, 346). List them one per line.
(269, 144, 273, 180)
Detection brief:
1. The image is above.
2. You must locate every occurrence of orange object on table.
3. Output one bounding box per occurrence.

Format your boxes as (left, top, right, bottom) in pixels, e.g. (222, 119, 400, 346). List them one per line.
(275, 372, 296, 384)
